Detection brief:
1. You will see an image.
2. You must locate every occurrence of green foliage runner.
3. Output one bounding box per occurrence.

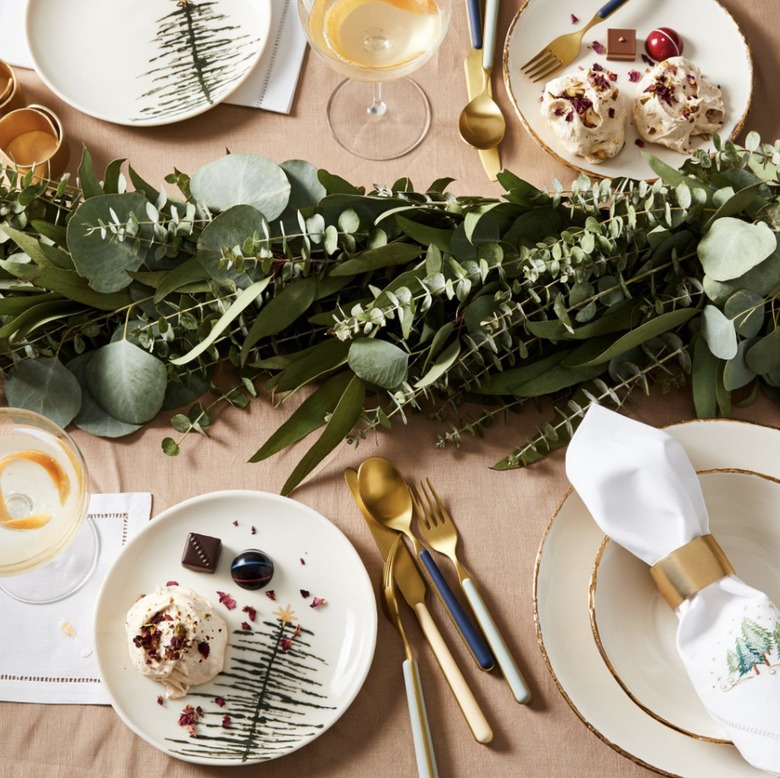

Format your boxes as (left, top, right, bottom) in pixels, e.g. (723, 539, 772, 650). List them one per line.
(1, 136, 779, 493)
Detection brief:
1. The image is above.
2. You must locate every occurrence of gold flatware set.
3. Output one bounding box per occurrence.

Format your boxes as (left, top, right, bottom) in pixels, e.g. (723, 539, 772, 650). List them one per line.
(346, 456, 531, 774)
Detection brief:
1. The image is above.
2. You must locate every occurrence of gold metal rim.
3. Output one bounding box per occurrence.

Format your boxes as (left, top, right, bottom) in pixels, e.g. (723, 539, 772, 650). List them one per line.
(533, 418, 780, 777)
(501, 0, 755, 182)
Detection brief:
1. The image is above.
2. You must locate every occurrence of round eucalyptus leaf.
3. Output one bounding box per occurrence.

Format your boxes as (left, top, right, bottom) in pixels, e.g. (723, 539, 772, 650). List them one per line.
(280, 160, 327, 211)
(86, 340, 168, 424)
(5, 357, 82, 428)
(746, 325, 780, 376)
(701, 304, 738, 360)
(67, 193, 150, 292)
(163, 370, 211, 410)
(67, 353, 142, 438)
(191, 153, 291, 220)
(722, 340, 757, 391)
(348, 338, 409, 389)
(698, 217, 777, 281)
(724, 289, 764, 338)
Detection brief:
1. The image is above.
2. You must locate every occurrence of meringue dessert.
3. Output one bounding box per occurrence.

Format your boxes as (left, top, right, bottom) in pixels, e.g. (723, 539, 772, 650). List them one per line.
(632, 56, 725, 152)
(126, 584, 228, 699)
(541, 66, 626, 163)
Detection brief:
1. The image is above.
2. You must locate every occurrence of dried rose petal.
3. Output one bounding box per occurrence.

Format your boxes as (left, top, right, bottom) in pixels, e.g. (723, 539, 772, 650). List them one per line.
(232, 520, 238, 527)
(266, 590, 277, 601)
(197, 641, 210, 659)
(222, 716, 232, 728)
(178, 704, 203, 737)
(628, 69, 641, 83)
(591, 40, 605, 55)
(165, 580, 179, 587)
(242, 605, 257, 622)
(156, 695, 164, 706)
(300, 557, 306, 566)
(241, 621, 251, 631)
(251, 526, 257, 535)
(570, 13, 579, 23)
(217, 591, 237, 610)
(292, 624, 302, 638)
(635, 138, 646, 147)
(215, 696, 226, 707)
(300, 589, 310, 599)
(310, 597, 327, 609)
(279, 637, 294, 653)
(591, 62, 603, 72)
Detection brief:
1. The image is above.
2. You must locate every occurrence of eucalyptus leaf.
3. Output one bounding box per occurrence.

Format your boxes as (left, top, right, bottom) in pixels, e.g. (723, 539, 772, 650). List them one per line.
(191, 153, 291, 219)
(724, 289, 764, 338)
(86, 340, 168, 424)
(348, 338, 408, 389)
(701, 304, 738, 360)
(329, 244, 421, 276)
(722, 340, 757, 391)
(67, 192, 150, 292)
(67, 353, 142, 437)
(691, 336, 719, 418)
(415, 341, 460, 389)
(698, 217, 776, 281)
(5, 357, 82, 428)
(746, 325, 780, 375)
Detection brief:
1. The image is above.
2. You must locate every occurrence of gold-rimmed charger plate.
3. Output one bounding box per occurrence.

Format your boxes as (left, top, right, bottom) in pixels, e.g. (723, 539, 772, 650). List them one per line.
(589, 469, 780, 746)
(535, 419, 780, 777)
(503, 0, 753, 179)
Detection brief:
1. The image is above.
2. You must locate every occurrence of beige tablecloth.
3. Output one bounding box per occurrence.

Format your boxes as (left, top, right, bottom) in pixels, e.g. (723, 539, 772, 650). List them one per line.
(3, 0, 780, 776)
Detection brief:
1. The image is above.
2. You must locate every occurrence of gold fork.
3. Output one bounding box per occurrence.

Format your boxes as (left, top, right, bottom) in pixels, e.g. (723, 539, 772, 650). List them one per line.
(382, 535, 439, 778)
(521, 0, 632, 82)
(413, 480, 532, 704)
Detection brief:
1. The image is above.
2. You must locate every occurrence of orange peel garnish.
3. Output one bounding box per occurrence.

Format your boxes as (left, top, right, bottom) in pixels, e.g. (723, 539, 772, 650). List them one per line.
(1, 514, 52, 530)
(0, 449, 70, 528)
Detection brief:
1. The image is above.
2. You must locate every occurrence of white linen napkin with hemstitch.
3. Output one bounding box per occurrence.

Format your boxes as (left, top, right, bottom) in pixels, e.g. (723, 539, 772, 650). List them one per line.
(566, 405, 780, 776)
(0, 493, 151, 705)
(0, 0, 306, 115)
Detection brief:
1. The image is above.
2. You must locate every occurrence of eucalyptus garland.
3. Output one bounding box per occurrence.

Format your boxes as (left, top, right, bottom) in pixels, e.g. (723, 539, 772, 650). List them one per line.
(0, 134, 778, 493)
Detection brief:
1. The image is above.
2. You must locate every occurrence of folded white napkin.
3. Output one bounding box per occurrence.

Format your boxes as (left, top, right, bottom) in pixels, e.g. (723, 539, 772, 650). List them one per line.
(566, 406, 780, 776)
(0, 493, 151, 705)
(0, 0, 305, 115)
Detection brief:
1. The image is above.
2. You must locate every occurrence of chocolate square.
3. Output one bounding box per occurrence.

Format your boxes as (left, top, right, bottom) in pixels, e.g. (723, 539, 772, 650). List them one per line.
(607, 28, 636, 61)
(181, 532, 222, 573)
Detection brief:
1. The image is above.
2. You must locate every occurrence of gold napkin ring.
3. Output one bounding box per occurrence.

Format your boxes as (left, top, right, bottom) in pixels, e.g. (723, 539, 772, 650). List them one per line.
(0, 104, 69, 182)
(650, 534, 735, 609)
(0, 60, 25, 117)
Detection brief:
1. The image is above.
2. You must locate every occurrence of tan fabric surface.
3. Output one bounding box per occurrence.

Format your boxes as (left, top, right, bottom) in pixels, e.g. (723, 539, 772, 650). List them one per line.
(2, 1, 780, 776)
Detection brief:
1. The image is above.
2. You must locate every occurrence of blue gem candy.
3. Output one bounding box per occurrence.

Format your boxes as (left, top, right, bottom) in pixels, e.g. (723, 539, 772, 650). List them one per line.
(231, 549, 274, 590)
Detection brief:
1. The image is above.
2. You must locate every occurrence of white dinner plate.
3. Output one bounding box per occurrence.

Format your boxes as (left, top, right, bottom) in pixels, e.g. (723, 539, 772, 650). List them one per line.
(535, 419, 780, 777)
(503, 0, 753, 179)
(26, 0, 271, 126)
(590, 470, 780, 745)
(94, 490, 377, 765)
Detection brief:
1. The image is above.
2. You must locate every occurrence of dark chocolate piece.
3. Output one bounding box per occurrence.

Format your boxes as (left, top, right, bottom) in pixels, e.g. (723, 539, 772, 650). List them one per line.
(607, 28, 636, 61)
(181, 532, 222, 573)
(231, 549, 274, 590)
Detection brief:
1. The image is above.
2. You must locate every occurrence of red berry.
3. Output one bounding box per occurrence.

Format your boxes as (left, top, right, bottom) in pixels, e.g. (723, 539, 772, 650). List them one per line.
(645, 27, 683, 62)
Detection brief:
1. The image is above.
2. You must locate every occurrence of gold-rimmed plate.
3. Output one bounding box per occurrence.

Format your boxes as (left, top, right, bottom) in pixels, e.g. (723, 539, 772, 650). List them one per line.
(503, 0, 753, 179)
(535, 419, 780, 777)
(589, 469, 780, 746)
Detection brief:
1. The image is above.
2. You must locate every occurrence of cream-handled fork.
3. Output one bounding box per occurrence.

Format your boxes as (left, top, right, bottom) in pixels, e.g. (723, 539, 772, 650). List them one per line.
(412, 480, 532, 704)
(382, 535, 439, 778)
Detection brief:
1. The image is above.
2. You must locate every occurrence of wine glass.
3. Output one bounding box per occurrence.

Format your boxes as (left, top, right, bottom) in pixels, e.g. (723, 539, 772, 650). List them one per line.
(299, 0, 452, 160)
(0, 408, 96, 604)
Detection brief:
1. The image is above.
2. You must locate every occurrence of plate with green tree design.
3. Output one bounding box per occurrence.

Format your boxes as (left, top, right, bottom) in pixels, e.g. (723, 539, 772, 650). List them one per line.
(94, 490, 377, 765)
(26, 0, 271, 126)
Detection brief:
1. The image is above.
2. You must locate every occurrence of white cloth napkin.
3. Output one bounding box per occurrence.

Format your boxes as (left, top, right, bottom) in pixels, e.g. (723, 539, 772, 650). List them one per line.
(566, 405, 780, 776)
(0, 0, 306, 115)
(0, 493, 151, 705)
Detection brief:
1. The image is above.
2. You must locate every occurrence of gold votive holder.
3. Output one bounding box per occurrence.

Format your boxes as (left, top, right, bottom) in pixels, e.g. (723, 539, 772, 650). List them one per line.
(0, 60, 25, 116)
(650, 534, 735, 609)
(0, 104, 69, 182)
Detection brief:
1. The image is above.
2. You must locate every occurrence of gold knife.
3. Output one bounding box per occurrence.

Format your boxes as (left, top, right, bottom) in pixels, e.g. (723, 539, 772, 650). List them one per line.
(345, 469, 493, 744)
(464, 0, 501, 181)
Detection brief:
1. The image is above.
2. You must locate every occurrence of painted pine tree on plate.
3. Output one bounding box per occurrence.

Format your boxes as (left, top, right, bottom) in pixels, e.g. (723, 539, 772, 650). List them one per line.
(166, 606, 335, 761)
(136, 0, 260, 121)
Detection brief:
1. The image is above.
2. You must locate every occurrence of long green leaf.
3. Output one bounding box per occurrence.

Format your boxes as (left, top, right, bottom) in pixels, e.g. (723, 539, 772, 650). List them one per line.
(691, 336, 719, 418)
(240, 276, 318, 364)
(330, 244, 421, 277)
(272, 340, 350, 392)
(249, 371, 352, 462)
(171, 278, 271, 365)
(154, 256, 211, 302)
(78, 147, 104, 199)
(394, 215, 452, 252)
(281, 376, 365, 495)
(415, 340, 460, 389)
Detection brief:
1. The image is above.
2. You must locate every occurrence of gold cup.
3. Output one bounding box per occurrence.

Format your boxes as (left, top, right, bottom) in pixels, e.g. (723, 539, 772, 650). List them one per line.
(0, 104, 69, 182)
(0, 60, 25, 117)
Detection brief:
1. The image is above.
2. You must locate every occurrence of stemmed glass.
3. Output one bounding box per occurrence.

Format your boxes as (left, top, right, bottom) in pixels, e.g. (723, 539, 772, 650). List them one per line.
(299, 0, 452, 160)
(0, 408, 95, 604)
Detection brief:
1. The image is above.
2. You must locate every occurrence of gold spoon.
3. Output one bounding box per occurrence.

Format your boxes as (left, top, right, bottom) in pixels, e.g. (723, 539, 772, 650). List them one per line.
(458, 0, 505, 150)
(357, 457, 494, 670)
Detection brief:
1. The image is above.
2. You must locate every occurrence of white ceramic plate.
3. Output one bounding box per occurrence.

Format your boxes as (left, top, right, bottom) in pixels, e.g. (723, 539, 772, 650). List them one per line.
(26, 0, 271, 126)
(590, 470, 780, 745)
(535, 419, 780, 777)
(94, 490, 377, 765)
(503, 0, 753, 179)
